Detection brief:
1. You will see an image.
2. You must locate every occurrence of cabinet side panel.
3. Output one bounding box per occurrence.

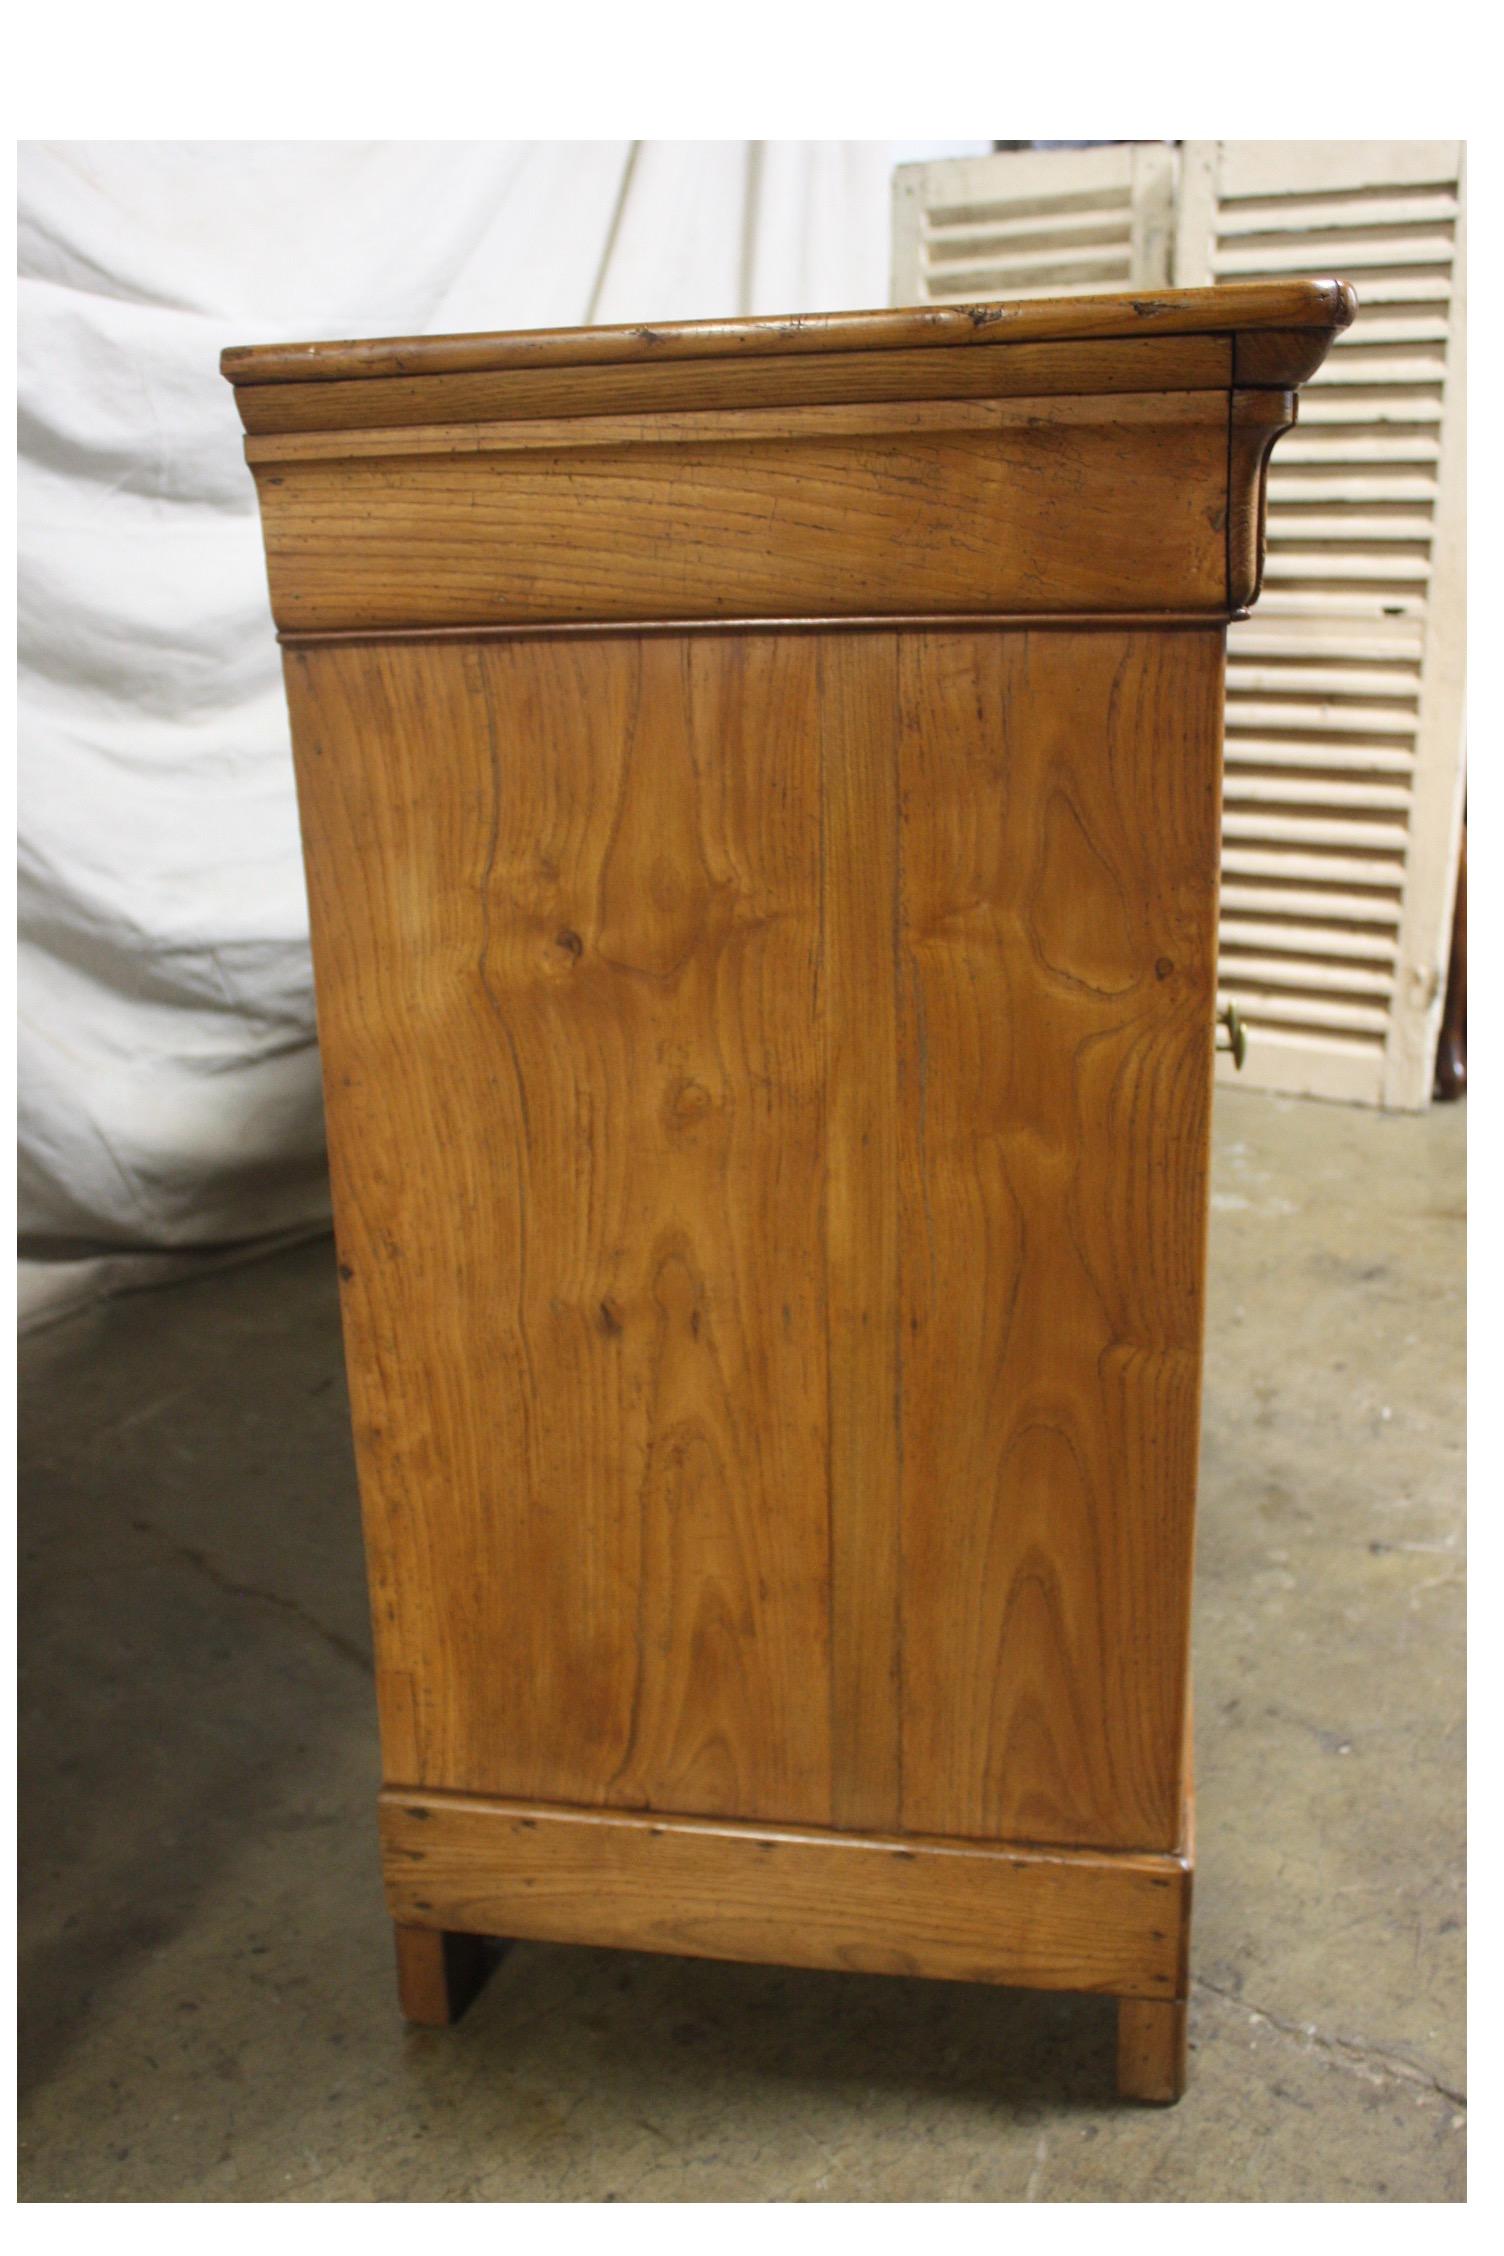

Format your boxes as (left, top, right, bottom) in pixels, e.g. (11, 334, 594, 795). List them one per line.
(896, 629, 1222, 1853)
(285, 636, 833, 1822)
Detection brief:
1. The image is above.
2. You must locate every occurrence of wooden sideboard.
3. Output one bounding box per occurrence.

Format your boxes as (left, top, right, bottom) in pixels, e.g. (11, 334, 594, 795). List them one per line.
(225, 278, 1352, 2103)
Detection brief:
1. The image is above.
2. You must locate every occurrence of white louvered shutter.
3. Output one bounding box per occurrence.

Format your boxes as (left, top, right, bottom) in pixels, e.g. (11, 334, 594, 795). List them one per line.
(1176, 141, 1466, 1108)
(892, 142, 1466, 1108)
(891, 143, 1174, 304)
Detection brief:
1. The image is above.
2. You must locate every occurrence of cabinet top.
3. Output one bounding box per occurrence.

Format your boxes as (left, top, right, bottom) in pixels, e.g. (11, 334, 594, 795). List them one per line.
(222, 278, 1355, 389)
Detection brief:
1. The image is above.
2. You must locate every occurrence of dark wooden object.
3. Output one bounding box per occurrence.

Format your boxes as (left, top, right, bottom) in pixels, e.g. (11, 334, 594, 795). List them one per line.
(1435, 819, 1466, 1100)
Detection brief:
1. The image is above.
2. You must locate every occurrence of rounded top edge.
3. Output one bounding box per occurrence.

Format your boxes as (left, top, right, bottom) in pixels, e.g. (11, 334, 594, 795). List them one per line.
(221, 279, 1359, 388)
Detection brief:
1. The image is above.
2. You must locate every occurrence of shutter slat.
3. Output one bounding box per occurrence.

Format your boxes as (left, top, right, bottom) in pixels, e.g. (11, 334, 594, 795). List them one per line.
(1219, 951, 1397, 998)
(1230, 616, 1426, 658)
(1225, 741, 1414, 780)
(1262, 553, 1432, 584)
(1263, 514, 1437, 544)
(1221, 844, 1408, 886)
(923, 236, 1134, 281)
(1212, 231, 1456, 275)
(1227, 712, 1417, 745)
(1221, 809, 1410, 849)
(1219, 880, 1402, 927)
(1220, 917, 1400, 962)
(1253, 589, 1429, 619)
(1274, 432, 1441, 463)
(1224, 772, 1412, 811)
(1295, 392, 1443, 424)
(1267, 473, 1438, 503)
(1225, 682, 1420, 718)
(1289, 355, 1448, 387)
(1216, 985, 1393, 1035)
(1215, 189, 1458, 235)
(1226, 666, 1420, 699)
(923, 206, 1132, 255)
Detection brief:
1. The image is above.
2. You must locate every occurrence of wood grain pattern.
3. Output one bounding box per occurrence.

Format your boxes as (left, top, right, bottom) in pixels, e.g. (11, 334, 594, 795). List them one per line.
(221, 276, 1356, 387)
(893, 631, 1222, 1850)
(244, 389, 1220, 464)
(381, 1792, 1191, 1999)
(288, 634, 833, 1821)
(250, 393, 1231, 633)
(290, 626, 1219, 1854)
(821, 638, 903, 1832)
(231, 335, 1234, 435)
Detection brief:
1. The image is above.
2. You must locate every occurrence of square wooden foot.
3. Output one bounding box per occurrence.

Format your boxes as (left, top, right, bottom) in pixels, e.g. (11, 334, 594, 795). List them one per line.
(1116, 1996, 1189, 2104)
(393, 1922, 497, 2026)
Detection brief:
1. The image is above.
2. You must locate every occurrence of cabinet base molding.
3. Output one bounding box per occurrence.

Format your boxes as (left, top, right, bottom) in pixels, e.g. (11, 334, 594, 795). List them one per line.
(381, 1791, 1191, 2019)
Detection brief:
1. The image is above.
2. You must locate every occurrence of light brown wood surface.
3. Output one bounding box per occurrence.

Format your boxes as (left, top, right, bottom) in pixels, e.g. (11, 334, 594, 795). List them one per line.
(1116, 1996, 1190, 2103)
(1227, 389, 1297, 607)
(382, 1793, 1190, 1999)
(252, 393, 1231, 633)
(222, 276, 1355, 387)
(392, 1923, 494, 2027)
(891, 628, 1221, 1849)
(231, 333, 1235, 437)
(287, 625, 1219, 1854)
(233, 281, 1354, 2100)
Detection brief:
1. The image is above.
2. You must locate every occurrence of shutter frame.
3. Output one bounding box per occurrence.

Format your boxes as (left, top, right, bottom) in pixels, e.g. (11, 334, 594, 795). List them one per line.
(1177, 139, 1466, 1109)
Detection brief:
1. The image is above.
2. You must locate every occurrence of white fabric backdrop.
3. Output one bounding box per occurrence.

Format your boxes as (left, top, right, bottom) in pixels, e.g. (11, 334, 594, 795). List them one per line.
(18, 140, 985, 1323)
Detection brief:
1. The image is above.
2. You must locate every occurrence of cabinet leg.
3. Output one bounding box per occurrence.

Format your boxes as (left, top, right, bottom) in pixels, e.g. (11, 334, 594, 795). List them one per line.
(393, 1922, 497, 2026)
(1116, 1996, 1189, 2104)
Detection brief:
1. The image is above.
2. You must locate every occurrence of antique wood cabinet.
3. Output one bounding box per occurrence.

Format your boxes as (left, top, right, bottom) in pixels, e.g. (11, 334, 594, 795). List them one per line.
(225, 279, 1352, 2102)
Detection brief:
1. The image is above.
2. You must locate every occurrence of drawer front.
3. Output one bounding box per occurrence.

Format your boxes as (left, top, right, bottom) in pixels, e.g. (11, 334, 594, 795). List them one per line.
(252, 393, 1232, 632)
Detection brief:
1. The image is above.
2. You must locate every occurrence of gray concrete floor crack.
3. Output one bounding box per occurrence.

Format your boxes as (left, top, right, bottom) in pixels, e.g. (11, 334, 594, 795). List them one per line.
(1194, 1975, 1465, 2109)
(130, 1516, 372, 1677)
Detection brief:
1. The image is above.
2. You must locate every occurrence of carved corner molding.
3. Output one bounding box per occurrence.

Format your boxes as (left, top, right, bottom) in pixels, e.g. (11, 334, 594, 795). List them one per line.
(1228, 387, 1298, 611)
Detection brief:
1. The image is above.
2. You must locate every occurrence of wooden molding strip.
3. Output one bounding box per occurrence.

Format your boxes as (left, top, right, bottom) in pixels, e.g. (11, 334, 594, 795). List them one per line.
(1228, 389, 1298, 609)
(380, 1790, 1192, 1999)
(279, 610, 1242, 649)
(222, 278, 1357, 388)
(232, 334, 1236, 439)
(245, 386, 1228, 466)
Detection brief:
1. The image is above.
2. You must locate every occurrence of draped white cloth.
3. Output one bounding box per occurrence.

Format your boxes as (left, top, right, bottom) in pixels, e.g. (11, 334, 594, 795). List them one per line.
(18, 140, 984, 1324)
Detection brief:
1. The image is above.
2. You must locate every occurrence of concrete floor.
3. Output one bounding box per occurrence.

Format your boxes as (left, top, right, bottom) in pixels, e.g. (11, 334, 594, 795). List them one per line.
(19, 1086, 1465, 2201)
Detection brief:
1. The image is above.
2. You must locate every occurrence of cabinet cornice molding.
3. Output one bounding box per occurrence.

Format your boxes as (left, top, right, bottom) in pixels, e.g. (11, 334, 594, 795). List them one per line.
(222, 277, 1355, 392)
(228, 284, 1349, 638)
